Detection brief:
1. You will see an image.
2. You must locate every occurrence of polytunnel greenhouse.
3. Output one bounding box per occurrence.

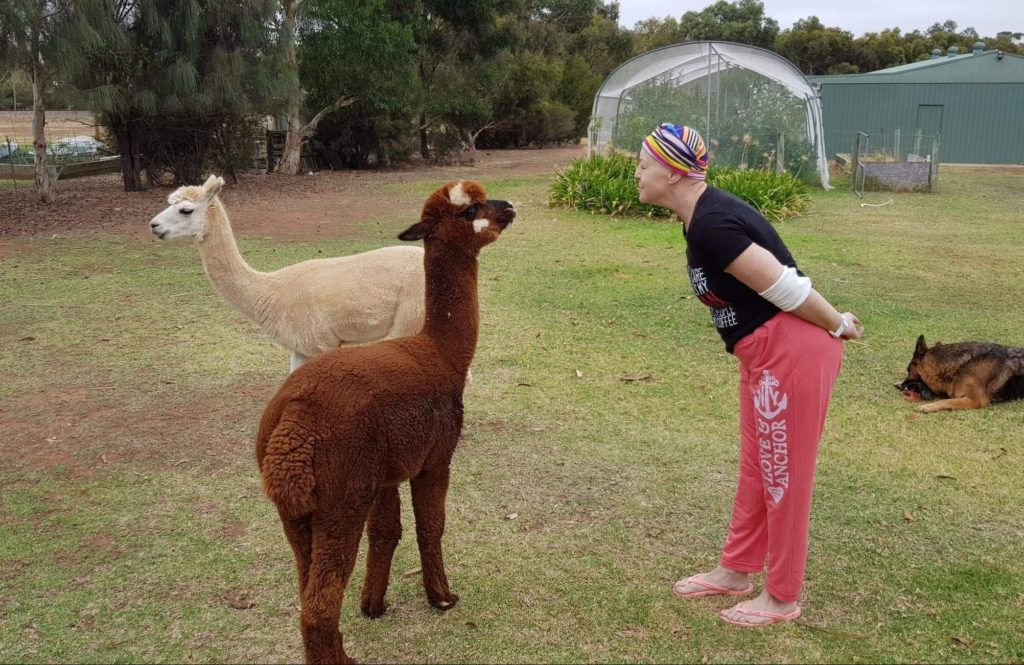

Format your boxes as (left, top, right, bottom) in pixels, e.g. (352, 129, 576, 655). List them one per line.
(589, 41, 831, 189)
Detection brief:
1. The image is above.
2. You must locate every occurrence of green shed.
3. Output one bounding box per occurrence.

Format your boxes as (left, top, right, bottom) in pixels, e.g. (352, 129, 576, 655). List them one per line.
(808, 44, 1024, 164)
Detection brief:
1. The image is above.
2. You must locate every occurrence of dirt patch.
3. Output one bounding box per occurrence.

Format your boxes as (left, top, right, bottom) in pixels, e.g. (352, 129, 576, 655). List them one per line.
(0, 145, 584, 249)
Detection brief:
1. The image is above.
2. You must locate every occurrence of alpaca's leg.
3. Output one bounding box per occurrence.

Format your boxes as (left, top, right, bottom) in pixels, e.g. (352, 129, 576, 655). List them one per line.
(360, 485, 402, 618)
(300, 505, 371, 665)
(410, 468, 459, 610)
(281, 514, 313, 593)
(290, 351, 309, 373)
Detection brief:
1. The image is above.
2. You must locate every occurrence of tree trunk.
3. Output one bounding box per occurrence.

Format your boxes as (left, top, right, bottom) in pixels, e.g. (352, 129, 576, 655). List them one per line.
(31, 62, 53, 204)
(419, 110, 429, 160)
(114, 117, 146, 192)
(274, 0, 303, 175)
(275, 96, 355, 176)
(276, 105, 304, 174)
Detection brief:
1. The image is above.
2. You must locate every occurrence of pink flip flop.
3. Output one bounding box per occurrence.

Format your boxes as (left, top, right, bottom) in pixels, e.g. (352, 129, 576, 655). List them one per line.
(672, 575, 755, 599)
(719, 600, 801, 627)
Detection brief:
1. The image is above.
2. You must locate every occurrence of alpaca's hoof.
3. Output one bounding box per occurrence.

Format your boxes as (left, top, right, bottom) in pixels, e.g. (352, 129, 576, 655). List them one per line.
(360, 597, 388, 619)
(429, 592, 460, 611)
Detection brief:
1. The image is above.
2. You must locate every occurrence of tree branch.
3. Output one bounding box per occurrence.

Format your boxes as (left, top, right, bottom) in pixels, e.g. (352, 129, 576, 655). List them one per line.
(300, 95, 356, 136)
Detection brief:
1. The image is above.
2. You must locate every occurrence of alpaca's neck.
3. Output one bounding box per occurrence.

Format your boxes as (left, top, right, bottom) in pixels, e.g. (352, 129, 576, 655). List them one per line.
(422, 244, 480, 376)
(196, 199, 268, 316)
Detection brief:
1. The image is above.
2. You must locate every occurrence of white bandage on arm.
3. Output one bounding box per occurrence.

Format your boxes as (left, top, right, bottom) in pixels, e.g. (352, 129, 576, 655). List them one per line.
(757, 266, 812, 312)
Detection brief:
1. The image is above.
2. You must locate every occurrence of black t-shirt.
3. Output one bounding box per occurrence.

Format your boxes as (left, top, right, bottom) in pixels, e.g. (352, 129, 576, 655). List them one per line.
(684, 186, 800, 353)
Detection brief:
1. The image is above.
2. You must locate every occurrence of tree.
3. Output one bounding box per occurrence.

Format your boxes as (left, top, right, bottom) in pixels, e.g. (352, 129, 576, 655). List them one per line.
(406, 0, 507, 159)
(852, 28, 910, 72)
(273, 0, 304, 175)
(0, 0, 64, 203)
(54, 0, 286, 191)
(677, 0, 779, 49)
(630, 16, 681, 54)
(297, 0, 419, 168)
(773, 16, 856, 74)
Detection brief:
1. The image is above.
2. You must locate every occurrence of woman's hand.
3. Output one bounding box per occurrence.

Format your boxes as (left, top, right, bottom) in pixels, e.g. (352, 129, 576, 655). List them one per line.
(837, 312, 864, 340)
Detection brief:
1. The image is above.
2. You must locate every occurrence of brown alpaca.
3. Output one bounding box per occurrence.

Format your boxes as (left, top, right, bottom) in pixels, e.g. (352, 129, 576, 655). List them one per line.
(256, 180, 515, 664)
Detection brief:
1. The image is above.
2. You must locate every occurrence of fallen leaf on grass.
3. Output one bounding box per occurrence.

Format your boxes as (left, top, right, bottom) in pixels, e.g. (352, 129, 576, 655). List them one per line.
(506, 513, 519, 520)
(19, 336, 35, 342)
(903, 509, 915, 522)
(935, 474, 956, 480)
(402, 566, 421, 577)
(575, 369, 583, 379)
(952, 635, 973, 647)
(991, 447, 1007, 460)
(618, 373, 652, 383)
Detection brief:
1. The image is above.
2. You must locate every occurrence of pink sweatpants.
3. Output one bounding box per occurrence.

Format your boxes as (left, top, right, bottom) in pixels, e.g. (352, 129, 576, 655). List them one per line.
(719, 312, 843, 603)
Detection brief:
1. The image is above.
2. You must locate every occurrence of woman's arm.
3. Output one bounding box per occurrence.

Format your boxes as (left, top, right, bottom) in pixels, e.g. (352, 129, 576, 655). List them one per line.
(724, 243, 864, 340)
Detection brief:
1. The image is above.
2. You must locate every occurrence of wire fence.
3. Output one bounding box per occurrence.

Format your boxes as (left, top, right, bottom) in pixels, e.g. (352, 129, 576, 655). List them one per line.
(1, 111, 119, 186)
(841, 130, 942, 196)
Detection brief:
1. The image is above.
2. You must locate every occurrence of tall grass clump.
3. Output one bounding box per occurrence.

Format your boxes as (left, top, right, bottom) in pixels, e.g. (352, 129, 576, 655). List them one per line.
(549, 153, 810, 223)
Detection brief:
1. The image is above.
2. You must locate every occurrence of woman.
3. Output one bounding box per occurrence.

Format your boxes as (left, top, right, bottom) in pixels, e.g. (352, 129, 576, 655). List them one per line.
(634, 123, 864, 627)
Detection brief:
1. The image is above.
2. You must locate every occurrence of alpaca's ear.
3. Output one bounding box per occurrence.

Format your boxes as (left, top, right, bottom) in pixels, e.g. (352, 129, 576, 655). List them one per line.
(202, 175, 225, 200)
(398, 221, 430, 241)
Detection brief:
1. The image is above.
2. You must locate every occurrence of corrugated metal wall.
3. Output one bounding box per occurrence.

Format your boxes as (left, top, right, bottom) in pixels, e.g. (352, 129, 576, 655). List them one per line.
(816, 82, 1024, 164)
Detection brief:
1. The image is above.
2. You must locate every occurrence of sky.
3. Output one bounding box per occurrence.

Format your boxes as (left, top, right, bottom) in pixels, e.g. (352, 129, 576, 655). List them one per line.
(615, 0, 1022, 38)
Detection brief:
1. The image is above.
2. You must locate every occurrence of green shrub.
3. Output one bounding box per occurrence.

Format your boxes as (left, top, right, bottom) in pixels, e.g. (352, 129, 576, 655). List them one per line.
(548, 153, 810, 223)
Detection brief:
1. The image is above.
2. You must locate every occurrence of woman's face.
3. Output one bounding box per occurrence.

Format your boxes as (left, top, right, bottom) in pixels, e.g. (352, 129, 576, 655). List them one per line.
(634, 148, 674, 206)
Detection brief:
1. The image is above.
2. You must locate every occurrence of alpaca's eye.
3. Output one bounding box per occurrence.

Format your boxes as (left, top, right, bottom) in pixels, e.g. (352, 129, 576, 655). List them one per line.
(460, 204, 478, 219)
(181, 208, 194, 215)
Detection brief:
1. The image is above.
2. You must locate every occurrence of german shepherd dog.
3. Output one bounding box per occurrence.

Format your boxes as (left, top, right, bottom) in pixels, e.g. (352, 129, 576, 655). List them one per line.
(897, 335, 1024, 412)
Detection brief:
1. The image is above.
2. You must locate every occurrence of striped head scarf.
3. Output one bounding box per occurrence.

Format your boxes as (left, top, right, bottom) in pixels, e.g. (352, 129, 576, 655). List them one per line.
(641, 123, 710, 180)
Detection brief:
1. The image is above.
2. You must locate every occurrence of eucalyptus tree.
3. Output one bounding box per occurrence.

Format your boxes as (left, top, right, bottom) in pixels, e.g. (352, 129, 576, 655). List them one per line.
(0, 0, 65, 203)
(677, 0, 779, 49)
(276, 0, 364, 174)
(774, 17, 857, 75)
(403, 0, 509, 159)
(295, 0, 415, 168)
(53, 0, 287, 191)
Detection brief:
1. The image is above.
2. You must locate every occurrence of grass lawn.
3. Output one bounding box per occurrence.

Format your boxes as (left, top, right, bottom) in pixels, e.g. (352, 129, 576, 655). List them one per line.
(1, 167, 1022, 663)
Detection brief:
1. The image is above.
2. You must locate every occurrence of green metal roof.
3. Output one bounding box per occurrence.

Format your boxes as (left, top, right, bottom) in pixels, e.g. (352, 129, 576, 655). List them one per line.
(808, 50, 1024, 85)
(865, 54, 974, 74)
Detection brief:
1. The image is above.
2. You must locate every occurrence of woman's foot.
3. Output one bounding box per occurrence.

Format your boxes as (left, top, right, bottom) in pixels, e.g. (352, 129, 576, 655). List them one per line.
(672, 566, 753, 598)
(719, 591, 800, 627)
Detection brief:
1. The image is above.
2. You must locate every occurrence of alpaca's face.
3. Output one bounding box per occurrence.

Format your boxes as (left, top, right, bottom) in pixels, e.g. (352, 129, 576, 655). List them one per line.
(398, 180, 515, 250)
(149, 175, 225, 240)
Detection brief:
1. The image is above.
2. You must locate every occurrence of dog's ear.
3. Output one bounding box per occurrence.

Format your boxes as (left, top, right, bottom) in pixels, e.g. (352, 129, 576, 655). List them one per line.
(915, 335, 928, 356)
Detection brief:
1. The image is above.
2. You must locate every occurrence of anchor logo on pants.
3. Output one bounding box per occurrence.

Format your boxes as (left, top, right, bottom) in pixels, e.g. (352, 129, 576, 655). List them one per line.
(754, 370, 790, 504)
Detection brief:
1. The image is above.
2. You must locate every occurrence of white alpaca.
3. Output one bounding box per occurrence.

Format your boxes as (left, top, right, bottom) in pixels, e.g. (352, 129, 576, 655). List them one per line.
(149, 175, 425, 371)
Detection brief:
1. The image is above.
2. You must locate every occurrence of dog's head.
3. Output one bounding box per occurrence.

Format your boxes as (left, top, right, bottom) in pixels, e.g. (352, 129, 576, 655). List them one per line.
(895, 335, 937, 401)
